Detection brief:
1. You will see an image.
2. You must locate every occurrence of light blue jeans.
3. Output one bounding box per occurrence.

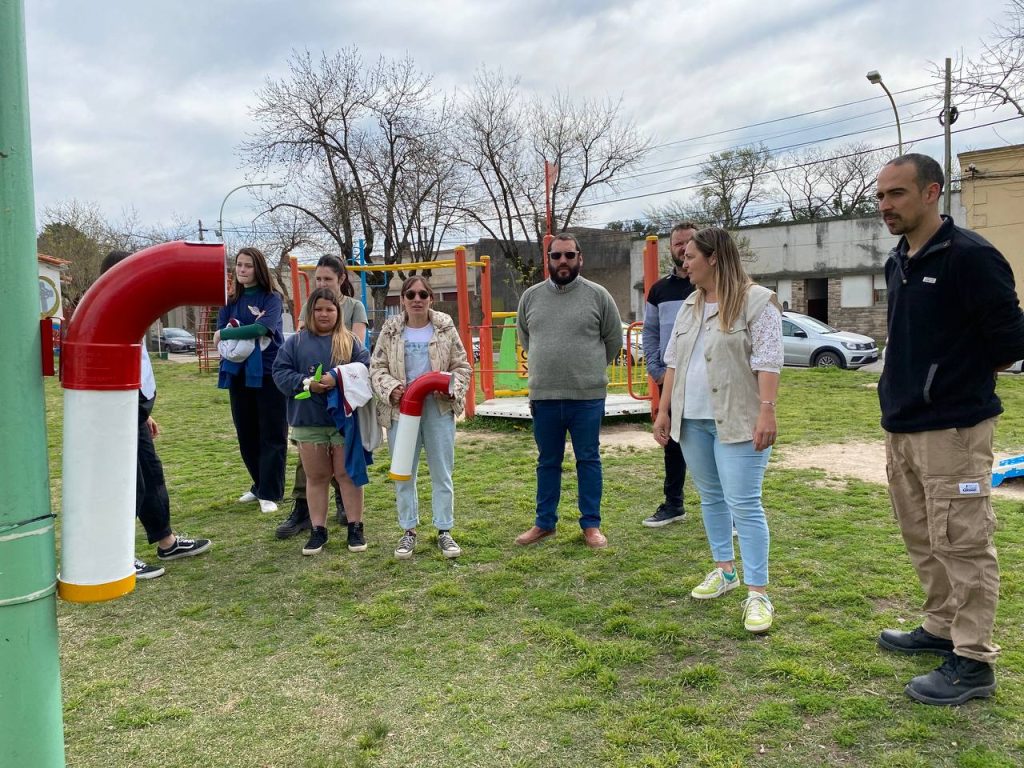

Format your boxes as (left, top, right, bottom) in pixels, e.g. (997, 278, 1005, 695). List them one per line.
(680, 419, 771, 587)
(387, 397, 456, 531)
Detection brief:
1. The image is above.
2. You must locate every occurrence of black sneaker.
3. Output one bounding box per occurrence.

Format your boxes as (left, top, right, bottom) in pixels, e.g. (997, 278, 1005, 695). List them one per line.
(276, 499, 312, 539)
(905, 654, 996, 706)
(157, 535, 212, 561)
(642, 504, 686, 528)
(302, 526, 329, 556)
(335, 490, 348, 527)
(437, 531, 462, 559)
(395, 531, 416, 560)
(347, 521, 367, 553)
(134, 558, 165, 580)
(878, 625, 955, 656)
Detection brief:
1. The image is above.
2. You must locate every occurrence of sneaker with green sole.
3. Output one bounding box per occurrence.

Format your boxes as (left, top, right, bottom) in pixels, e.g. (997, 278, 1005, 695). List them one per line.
(742, 592, 774, 633)
(691, 567, 740, 599)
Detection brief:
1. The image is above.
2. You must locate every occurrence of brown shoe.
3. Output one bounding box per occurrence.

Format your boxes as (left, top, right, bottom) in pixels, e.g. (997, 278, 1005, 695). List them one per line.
(515, 526, 556, 546)
(582, 527, 608, 548)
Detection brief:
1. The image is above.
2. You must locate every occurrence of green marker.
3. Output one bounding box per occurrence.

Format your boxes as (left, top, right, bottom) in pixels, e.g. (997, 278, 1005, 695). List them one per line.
(295, 364, 323, 400)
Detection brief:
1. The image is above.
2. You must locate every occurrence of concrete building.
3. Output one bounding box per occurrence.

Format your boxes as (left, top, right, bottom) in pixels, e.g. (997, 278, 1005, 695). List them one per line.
(959, 144, 1024, 284)
(628, 194, 969, 344)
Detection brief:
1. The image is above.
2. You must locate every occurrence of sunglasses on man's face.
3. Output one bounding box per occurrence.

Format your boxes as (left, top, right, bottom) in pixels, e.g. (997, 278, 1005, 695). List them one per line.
(549, 251, 578, 262)
(404, 290, 431, 300)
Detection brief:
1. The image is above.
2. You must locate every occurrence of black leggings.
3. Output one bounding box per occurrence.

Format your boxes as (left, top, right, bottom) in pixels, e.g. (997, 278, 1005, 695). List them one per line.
(228, 375, 289, 501)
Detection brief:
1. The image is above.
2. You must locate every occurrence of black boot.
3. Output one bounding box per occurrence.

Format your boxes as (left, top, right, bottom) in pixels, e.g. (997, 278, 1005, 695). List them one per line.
(905, 654, 996, 706)
(878, 625, 954, 656)
(346, 521, 366, 553)
(276, 498, 311, 539)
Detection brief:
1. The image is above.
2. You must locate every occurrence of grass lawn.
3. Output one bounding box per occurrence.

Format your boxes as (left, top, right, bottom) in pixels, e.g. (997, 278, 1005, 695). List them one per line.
(47, 365, 1024, 767)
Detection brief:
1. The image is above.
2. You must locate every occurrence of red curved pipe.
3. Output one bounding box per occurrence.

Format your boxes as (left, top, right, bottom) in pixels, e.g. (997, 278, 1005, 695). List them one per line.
(62, 241, 226, 390)
(399, 371, 453, 417)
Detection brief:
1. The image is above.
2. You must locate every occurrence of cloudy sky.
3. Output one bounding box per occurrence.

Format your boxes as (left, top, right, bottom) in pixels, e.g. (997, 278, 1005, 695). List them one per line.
(22, 0, 1022, 246)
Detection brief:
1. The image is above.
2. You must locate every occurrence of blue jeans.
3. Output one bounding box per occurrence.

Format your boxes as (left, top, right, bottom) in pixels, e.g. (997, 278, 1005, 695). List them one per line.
(386, 397, 456, 531)
(680, 418, 771, 587)
(531, 398, 604, 530)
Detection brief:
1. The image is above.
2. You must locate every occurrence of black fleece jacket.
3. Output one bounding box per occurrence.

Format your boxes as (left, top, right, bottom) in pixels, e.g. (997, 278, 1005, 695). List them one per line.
(879, 216, 1024, 433)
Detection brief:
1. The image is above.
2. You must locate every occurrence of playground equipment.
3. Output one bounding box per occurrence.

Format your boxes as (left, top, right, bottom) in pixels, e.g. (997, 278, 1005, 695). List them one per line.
(388, 371, 454, 480)
(58, 241, 226, 602)
(287, 236, 662, 421)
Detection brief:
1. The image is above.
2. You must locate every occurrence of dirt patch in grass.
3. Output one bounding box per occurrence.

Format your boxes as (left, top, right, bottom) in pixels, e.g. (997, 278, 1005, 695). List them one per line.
(600, 423, 655, 452)
(776, 440, 1024, 500)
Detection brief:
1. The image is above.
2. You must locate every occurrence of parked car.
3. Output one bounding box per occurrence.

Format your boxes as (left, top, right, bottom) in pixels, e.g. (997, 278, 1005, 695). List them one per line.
(159, 327, 196, 353)
(471, 336, 480, 362)
(781, 312, 878, 369)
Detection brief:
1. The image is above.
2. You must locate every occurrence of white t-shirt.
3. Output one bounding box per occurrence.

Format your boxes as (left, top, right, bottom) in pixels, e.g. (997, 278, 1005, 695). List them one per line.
(403, 324, 435, 383)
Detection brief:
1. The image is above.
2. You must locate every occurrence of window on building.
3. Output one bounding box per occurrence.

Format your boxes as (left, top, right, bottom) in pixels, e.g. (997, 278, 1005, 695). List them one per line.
(873, 274, 887, 305)
(840, 275, 873, 308)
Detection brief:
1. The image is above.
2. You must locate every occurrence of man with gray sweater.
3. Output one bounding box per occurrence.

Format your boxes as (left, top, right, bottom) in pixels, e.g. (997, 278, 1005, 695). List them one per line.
(514, 233, 622, 549)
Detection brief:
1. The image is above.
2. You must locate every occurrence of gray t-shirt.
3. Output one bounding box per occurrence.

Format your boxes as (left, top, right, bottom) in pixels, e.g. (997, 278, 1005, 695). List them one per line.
(341, 296, 368, 330)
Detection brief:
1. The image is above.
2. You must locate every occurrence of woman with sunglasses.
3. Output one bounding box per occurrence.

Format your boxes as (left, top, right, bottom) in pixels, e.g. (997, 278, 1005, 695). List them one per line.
(214, 247, 289, 514)
(652, 227, 783, 634)
(370, 276, 472, 560)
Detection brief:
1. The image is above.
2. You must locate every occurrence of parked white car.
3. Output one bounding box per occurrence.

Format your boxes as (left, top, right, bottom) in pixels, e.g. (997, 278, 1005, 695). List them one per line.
(781, 312, 879, 369)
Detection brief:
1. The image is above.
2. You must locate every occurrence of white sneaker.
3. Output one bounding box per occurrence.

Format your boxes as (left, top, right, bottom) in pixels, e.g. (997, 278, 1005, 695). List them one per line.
(238, 491, 258, 503)
(259, 499, 279, 514)
(742, 592, 774, 633)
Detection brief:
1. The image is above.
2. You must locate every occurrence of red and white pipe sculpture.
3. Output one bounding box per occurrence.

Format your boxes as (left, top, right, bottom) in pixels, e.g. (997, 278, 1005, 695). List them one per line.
(388, 371, 453, 481)
(58, 241, 225, 603)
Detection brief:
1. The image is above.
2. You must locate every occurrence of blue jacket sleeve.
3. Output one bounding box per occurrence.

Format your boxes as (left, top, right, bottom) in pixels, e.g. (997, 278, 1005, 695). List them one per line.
(351, 338, 371, 367)
(256, 293, 284, 343)
(272, 334, 305, 397)
(642, 300, 664, 381)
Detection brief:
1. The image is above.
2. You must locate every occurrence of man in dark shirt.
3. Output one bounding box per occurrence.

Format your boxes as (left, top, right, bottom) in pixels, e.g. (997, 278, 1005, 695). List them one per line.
(874, 154, 1024, 706)
(641, 222, 696, 526)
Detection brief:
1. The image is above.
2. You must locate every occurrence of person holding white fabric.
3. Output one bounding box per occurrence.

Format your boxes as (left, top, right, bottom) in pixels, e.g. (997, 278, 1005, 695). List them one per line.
(653, 227, 783, 633)
(370, 276, 472, 560)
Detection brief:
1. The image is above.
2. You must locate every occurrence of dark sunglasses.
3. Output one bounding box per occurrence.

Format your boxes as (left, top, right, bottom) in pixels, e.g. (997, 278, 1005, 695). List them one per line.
(404, 290, 431, 300)
(549, 250, 578, 261)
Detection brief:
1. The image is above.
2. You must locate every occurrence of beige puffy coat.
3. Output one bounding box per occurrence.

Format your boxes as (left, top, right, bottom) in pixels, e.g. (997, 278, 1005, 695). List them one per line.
(369, 310, 472, 425)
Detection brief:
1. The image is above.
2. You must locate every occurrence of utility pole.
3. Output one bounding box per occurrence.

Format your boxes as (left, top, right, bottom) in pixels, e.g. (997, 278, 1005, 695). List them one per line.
(943, 57, 953, 216)
(0, 1, 67, 764)
(197, 219, 210, 241)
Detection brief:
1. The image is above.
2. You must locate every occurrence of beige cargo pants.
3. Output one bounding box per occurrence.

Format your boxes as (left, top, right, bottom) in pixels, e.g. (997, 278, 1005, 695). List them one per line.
(884, 417, 1000, 663)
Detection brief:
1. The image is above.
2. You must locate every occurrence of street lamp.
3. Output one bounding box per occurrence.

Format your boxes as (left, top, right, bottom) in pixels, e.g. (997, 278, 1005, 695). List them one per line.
(217, 182, 284, 241)
(866, 70, 903, 155)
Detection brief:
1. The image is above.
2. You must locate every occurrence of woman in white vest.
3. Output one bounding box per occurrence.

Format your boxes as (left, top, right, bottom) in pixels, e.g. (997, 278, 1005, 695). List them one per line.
(653, 227, 783, 633)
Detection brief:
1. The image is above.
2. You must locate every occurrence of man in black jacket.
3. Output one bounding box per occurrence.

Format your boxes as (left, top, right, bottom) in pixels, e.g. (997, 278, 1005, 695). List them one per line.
(874, 154, 1024, 706)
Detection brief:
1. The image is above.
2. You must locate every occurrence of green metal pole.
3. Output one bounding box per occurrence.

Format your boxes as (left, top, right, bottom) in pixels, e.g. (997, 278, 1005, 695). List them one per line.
(0, 1, 67, 765)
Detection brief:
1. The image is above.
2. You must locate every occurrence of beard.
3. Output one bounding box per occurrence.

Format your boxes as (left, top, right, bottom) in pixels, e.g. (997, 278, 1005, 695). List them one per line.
(550, 262, 581, 286)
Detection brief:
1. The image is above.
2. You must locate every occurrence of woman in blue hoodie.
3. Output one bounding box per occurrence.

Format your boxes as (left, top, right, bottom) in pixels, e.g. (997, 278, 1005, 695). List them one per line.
(214, 247, 288, 514)
(273, 288, 371, 555)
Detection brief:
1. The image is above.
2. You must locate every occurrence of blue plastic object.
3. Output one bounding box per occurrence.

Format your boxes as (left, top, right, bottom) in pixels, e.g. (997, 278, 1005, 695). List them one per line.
(992, 455, 1024, 487)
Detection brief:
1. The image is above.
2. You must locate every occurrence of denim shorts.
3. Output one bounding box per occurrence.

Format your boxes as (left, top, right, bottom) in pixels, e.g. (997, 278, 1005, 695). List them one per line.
(291, 425, 344, 446)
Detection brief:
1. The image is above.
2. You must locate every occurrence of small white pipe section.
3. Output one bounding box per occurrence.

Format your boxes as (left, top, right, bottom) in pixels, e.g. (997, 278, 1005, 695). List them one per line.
(59, 390, 136, 592)
(388, 414, 421, 481)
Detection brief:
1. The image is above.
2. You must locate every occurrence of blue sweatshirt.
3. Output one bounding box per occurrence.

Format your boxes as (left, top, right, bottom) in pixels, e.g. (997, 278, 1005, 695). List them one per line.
(217, 287, 284, 378)
(272, 330, 370, 427)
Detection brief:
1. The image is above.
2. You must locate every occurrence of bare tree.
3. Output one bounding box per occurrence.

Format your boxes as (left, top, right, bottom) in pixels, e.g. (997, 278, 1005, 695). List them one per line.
(692, 145, 774, 228)
(774, 143, 887, 220)
(457, 67, 651, 294)
(946, 1, 1024, 117)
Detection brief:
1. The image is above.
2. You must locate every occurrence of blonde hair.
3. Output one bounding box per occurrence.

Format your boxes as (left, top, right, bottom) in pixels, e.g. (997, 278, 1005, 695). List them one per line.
(302, 287, 354, 364)
(690, 227, 753, 330)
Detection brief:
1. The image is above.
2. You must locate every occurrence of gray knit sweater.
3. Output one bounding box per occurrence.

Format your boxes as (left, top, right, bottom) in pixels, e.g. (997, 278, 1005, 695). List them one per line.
(516, 276, 622, 400)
